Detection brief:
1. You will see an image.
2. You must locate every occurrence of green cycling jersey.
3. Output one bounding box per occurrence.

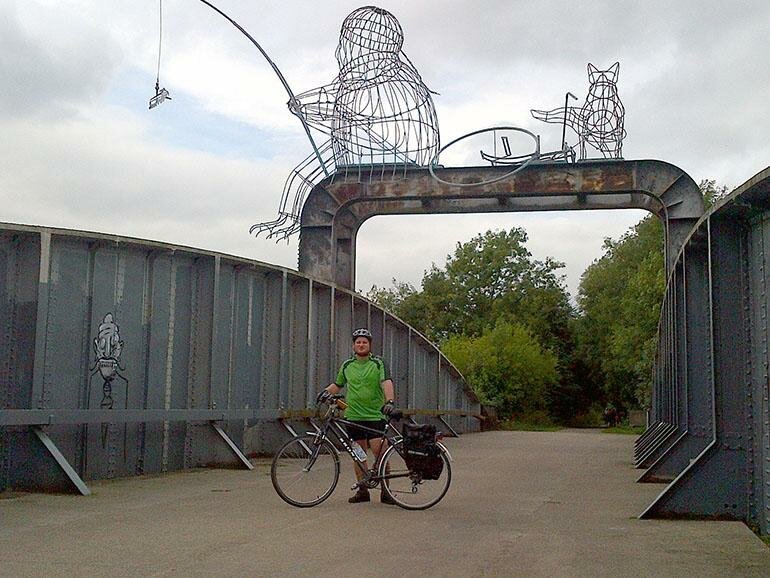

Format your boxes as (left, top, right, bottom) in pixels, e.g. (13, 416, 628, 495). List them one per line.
(335, 354, 388, 420)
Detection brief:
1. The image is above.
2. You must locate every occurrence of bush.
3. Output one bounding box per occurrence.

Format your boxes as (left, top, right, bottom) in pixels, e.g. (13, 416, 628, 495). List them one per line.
(499, 411, 562, 432)
(443, 321, 560, 418)
(566, 406, 604, 428)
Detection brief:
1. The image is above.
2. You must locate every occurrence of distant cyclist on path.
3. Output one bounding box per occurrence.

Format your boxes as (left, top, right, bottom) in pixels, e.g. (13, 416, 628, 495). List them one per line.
(318, 328, 398, 504)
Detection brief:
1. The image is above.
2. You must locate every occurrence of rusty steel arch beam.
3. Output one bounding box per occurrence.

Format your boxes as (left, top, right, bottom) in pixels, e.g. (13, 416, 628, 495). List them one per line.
(298, 160, 705, 289)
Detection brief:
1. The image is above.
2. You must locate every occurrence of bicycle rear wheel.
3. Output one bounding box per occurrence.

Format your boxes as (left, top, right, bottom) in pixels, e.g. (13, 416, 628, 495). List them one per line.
(271, 434, 340, 507)
(379, 443, 451, 510)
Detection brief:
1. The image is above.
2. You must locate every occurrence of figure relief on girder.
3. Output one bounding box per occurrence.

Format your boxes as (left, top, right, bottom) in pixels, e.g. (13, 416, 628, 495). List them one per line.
(531, 62, 626, 160)
(251, 6, 440, 241)
(89, 313, 128, 448)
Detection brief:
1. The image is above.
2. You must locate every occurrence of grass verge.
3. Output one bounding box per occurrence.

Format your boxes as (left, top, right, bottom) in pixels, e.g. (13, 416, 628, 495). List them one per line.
(601, 425, 645, 435)
(499, 420, 563, 432)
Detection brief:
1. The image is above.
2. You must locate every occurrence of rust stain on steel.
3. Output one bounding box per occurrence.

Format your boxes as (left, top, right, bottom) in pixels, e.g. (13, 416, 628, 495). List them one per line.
(541, 169, 579, 191)
(330, 164, 639, 201)
(333, 183, 363, 203)
(501, 168, 577, 194)
(581, 166, 633, 191)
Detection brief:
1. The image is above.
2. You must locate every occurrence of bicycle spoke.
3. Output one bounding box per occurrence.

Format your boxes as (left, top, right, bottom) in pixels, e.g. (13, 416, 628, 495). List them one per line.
(380, 444, 451, 510)
(271, 435, 340, 507)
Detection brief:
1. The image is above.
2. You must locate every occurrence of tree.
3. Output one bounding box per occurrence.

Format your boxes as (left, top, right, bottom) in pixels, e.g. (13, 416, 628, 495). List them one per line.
(576, 215, 664, 410)
(367, 279, 419, 319)
(368, 228, 573, 348)
(442, 321, 559, 418)
(368, 227, 578, 420)
(370, 179, 729, 422)
(575, 179, 730, 410)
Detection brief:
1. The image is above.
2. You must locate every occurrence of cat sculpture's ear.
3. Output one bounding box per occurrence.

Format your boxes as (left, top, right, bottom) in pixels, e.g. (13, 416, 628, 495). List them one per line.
(609, 62, 620, 80)
(587, 62, 598, 81)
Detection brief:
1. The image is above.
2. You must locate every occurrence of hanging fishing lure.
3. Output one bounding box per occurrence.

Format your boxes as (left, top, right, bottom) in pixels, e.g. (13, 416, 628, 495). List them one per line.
(149, 0, 171, 109)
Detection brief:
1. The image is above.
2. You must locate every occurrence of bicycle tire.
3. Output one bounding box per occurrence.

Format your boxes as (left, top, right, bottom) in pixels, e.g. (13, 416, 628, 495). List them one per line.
(378, 442, 451, 510)
(271, 434, 340, 507)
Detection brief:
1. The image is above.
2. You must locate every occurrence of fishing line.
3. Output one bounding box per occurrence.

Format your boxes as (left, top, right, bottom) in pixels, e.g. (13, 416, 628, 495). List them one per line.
(149, 0, 171, 109)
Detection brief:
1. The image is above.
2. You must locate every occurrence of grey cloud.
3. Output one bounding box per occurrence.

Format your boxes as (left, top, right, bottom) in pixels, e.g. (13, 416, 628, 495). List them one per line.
(0, 110, 288, 238)
(2, 0, 769, 299)
(355, 210, 648, 297)
(0, 3, 122, 119)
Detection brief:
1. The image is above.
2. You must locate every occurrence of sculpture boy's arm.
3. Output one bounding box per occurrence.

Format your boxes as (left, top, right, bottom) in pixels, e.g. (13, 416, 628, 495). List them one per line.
(288, 81, 339, 131)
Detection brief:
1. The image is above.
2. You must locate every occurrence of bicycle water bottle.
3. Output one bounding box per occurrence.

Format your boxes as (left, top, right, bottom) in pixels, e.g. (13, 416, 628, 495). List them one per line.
(351, 442, 367, 461)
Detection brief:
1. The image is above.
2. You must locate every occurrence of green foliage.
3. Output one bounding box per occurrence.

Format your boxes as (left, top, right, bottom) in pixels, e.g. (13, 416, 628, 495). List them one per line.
(366, 279, 417, 314)
(567, 406, 604, 428)
(368, 180, 726, 424)
(575, 179, 728, 411)
(602, 425, 645, 435)
(368, 227, 580, 421)
(576, 215, 664, 410)
(368, 228, 572, 347)
(499, 418, 563, 432)
(699, 179, 730, 209)
(442, 321, 559, 417)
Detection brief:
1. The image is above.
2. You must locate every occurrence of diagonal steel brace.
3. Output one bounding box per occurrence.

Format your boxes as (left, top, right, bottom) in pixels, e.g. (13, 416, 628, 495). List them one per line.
(33, 427, 91, 496)
(209, 422, 253, 470)
(438, 414, 460, 438)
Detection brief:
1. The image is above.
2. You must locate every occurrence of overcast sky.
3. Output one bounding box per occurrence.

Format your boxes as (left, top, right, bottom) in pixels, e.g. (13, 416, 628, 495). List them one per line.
(2, 0, 769, 298)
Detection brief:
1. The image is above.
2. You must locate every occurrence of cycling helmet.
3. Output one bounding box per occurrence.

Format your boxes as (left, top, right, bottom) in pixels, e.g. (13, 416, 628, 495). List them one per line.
(352, 328, 372, 341)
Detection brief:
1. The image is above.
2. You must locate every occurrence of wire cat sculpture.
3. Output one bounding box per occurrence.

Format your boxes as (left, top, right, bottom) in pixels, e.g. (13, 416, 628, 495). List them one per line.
(531, 62, 626, 160)
(251, 6, 440, 241)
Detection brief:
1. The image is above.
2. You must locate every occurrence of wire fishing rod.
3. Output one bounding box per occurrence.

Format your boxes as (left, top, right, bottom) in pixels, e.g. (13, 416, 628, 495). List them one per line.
(194, 0, 329, 176)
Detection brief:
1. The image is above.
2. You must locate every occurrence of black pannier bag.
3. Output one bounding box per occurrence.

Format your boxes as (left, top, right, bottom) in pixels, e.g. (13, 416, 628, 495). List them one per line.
(401, 423, 444, 480)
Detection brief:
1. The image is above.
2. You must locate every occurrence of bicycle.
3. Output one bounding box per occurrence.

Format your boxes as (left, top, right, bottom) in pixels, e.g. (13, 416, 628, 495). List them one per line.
(270, 394, 452, 510)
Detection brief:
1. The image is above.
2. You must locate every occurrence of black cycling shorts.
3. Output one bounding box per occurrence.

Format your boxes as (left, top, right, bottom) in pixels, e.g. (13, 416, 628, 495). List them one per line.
(345, 419, 386, 441)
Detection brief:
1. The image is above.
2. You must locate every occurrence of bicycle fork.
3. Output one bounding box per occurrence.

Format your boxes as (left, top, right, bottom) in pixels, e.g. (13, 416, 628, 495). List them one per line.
(301, 433, 326, 472)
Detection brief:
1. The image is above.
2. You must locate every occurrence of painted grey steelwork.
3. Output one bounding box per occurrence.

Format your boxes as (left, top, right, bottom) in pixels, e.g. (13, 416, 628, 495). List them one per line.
(0, 223, 479, 495)
(637, 166, 770, 536)
(298, 160, 705, 288)
(298, 156, 770, 534)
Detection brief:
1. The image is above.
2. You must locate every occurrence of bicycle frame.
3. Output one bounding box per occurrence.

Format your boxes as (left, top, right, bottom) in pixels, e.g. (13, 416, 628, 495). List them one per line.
(295, 399, 453, 487)
(312, 412, 400, 465)
(271, 399, 454, 509)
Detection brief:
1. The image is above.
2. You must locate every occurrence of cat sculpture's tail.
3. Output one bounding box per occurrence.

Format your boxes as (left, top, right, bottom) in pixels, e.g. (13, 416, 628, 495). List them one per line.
(530, 106, 584, 131)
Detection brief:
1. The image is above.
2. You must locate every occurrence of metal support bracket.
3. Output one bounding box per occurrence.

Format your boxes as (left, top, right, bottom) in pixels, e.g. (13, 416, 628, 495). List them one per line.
(279, 418, 312, 453)
(209, 422, 253, 470)
(33, 427, 91, 496)
(438, 414, 460, 438)
(279, 418, 301, 438)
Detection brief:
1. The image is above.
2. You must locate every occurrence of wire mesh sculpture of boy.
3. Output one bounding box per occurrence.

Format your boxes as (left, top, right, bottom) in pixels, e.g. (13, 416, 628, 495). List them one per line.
(251, 6, 440, 240)
(530, 62, 626, 160)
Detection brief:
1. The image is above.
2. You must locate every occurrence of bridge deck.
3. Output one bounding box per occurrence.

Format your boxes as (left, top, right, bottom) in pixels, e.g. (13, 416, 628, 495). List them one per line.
(1, 431, 767, 577)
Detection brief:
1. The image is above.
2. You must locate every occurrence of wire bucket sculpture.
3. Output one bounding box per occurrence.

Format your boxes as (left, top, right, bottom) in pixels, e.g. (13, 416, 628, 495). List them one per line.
(530, 62, 626, 160)
(251, 6, 440, 241)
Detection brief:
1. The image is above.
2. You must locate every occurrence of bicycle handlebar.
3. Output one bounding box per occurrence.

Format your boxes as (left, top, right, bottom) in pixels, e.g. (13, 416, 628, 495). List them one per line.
(317, 394, 403, 422)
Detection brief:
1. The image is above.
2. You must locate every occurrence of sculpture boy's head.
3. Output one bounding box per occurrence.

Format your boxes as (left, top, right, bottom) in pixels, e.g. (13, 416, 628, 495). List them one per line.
(336, 6, 403, 67)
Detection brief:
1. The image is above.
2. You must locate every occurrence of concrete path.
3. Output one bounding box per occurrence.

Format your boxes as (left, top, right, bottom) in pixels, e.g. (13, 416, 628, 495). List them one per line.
(1, 430, 768, 577)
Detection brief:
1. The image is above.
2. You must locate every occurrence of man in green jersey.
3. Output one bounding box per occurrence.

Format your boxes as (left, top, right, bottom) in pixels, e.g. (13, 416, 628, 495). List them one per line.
(318, 328, 397, 504)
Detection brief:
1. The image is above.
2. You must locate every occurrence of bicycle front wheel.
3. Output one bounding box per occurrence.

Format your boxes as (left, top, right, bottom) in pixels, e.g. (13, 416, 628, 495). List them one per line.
(379, 443, 452, 510)
(271, 434, 340, 507)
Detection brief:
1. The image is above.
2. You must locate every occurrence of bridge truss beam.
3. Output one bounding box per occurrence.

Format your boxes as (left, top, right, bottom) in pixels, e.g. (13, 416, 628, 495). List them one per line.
(639, 167, 770, 535)
(0, 224, 479, 494)
(298, 160, 705, 289)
